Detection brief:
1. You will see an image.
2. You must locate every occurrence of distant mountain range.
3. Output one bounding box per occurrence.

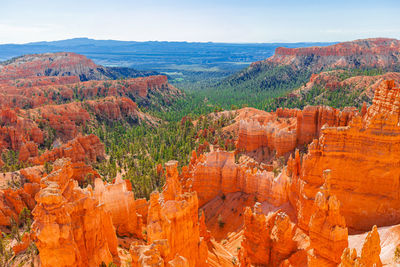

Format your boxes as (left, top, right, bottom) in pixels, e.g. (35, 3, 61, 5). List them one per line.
(0, 38, 335, 76)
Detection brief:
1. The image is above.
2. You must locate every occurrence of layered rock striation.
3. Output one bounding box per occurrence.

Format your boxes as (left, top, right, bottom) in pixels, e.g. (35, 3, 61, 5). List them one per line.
(307, 170, 348, 265)
(0, 52, 156, 82)
(0, 74, 180, 109)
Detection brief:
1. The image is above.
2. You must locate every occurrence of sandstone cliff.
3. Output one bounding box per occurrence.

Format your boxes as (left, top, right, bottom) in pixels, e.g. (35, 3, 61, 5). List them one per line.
(94, 175, 144, 238)
(289, 80, 400, 232)
(307, 170, 348, 265)
(254, 38, 400, 71)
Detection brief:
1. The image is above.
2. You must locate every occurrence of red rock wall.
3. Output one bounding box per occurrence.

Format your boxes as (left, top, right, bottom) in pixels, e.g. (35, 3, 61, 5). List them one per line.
(0, 74, 174, 109)
(0, 52, 101, 81)
(0, 108, 44, 153)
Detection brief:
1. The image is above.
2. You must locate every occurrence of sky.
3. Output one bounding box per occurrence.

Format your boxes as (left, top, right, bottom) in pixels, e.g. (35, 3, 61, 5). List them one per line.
(0, 0, 399, 44)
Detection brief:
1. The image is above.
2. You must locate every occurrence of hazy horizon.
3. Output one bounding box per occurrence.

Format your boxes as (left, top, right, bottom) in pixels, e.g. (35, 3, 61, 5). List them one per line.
(1, 36, 341, 45)
(1, 0, 399, 44)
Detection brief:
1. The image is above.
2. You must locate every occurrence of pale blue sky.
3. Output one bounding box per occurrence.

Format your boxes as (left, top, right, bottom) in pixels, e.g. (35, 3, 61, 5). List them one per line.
(0, 0, 399, 43)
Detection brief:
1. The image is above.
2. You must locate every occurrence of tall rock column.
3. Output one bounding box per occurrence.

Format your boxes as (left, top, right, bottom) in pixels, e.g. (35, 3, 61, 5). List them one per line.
(340, 225, 382, 267)
(132, 160, 208, 266)
(308, 170, 348, 265)
(32, 182, 81, 267)
(240, 203, 297, 266)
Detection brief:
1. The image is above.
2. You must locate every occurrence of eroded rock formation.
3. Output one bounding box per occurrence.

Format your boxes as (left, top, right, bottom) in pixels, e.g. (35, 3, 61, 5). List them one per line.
(186, 150, 290, 207)
(0, 187, 36, 227)
(32, 159, 119, 267)
(237, 105, 356, 157)
(308, 170, 348, 265)
(240, 203, 298, 266)
(289, 80, 400, 232)
(94, 175, 144, 238)
(340, 225, 382, 267)
(4, 45, 400, 266)
(131, 160, 208, 266)
(293, 70, 400, 102)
